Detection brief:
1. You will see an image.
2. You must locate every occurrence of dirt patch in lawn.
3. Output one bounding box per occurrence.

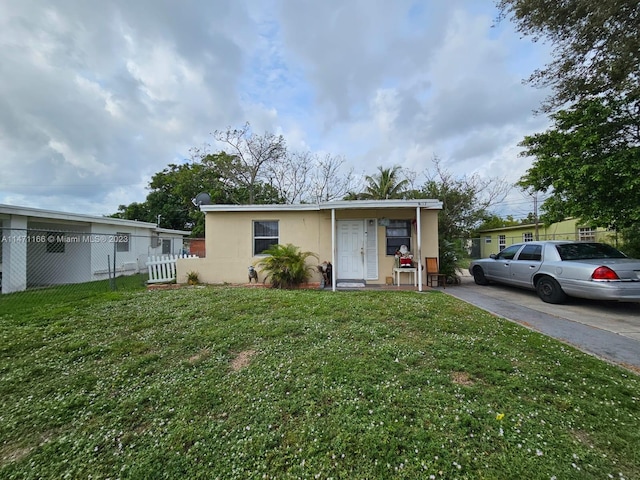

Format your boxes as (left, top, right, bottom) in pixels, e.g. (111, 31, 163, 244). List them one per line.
(188, 348, 211, 364)
(451, 371, 474, 386)
(230, 349, 256, 371)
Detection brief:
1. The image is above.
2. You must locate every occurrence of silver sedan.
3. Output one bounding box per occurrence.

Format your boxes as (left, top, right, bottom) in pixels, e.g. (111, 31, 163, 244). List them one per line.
(469, 241, 640, 304)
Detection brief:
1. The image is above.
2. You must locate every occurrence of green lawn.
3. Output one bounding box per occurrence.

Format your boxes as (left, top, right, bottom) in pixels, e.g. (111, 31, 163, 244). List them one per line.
(1, 283, 638, 479)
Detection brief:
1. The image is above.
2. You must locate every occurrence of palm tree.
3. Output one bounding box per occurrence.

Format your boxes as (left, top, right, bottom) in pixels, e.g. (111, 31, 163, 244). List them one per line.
(361, 166, 409, 200)
(256, 243, 318, 288)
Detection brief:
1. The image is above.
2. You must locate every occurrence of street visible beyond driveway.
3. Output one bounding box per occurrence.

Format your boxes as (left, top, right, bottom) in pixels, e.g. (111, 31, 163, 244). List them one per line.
(444, 273, 640, 373)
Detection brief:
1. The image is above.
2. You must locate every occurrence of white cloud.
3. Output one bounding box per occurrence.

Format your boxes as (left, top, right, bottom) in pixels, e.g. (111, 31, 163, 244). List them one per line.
(0, 0, 552, 219)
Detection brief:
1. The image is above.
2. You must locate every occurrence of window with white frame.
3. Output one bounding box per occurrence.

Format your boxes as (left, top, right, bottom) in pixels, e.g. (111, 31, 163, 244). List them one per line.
(386, 220, 411, 255)
(484, 236, 492, 244)
(499, 235, 506, 251)
(523, 232, 534, 242)
(254, 220, 279, 255)
(578, 227, 595, 241)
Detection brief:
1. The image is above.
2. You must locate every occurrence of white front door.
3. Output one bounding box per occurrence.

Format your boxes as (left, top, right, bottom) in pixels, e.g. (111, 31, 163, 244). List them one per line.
(337, 220, 364, 279)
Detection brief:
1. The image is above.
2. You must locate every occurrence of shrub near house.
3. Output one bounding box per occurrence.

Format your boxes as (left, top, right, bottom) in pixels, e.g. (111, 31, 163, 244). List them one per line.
(256, 243, 318, 288)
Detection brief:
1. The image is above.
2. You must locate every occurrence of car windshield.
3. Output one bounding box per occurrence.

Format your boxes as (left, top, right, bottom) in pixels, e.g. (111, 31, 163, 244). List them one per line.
(555, 243, 627, 261)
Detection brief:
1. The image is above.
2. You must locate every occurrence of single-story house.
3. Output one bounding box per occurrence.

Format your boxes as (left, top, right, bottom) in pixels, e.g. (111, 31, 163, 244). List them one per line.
(176, 199, 443, 291)
(1, 204, 190, 294)
(477, 218, 615, 257)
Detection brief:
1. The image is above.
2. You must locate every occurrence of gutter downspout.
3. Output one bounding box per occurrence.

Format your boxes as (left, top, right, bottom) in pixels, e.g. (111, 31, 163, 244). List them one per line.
(416, 206, 423, 292)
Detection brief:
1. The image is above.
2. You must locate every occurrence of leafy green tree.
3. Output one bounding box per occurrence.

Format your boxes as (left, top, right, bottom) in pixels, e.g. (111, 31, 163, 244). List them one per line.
(497, 0, 640, 112)
(343, 191, 367, 200)
(412, 158, 510, 240)
(517, 96, 640, 229)
(500, 1, 640, 233)
(621, 225, 640, 258)
(111, 154, 239, 235)
(361, 166, 409, 200)
(256, 244, 318, 289)
(112, 202, 152, 223)
(476, 214, 527, 231)
(437, 239, 463, 285)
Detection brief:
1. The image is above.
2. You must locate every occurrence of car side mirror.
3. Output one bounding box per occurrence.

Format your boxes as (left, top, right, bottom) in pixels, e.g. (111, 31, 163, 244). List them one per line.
(490, 254, 497, 259)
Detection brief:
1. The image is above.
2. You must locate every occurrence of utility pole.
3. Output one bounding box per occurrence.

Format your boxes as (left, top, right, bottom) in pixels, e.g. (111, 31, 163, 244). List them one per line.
(533, 193, 539, 240)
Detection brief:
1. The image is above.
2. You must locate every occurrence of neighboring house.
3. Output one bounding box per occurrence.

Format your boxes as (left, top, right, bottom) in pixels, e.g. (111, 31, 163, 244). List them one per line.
(177, 199, 443, 291)
(0, 204, 190, 294)
(478, 218, 614, 257)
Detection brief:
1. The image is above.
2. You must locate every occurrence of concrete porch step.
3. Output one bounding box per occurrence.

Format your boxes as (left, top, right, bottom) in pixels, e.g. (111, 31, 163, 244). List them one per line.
(335, 279, 366, 288)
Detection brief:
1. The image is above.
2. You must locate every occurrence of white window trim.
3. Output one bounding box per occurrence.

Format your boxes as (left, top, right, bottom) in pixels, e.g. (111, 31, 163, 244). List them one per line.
(253, 220, 279, 255)
(578, 227, 595, 241)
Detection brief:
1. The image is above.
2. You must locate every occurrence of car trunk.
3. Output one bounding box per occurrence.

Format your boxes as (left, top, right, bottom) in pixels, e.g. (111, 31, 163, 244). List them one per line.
(571, 258, 640, 280)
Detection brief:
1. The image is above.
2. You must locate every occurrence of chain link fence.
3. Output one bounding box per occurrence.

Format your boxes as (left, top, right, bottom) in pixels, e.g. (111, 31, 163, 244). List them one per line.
(1, 228, 193, 298)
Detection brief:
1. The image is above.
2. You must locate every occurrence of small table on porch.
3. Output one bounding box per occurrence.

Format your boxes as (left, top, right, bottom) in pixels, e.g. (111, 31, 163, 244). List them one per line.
(393, 267, 417, 287)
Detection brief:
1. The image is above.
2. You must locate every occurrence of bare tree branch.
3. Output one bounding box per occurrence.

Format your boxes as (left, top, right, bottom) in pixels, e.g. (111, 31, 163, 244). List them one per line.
(212, 122, 287, 204)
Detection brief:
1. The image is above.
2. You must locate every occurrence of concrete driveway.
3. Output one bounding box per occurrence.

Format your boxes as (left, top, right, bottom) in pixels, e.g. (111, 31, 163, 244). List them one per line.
(443, 273, 640, 373)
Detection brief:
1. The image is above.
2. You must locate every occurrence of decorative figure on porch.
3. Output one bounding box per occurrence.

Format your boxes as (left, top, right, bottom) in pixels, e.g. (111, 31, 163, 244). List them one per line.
(248, 265, 259, 283)
(317, 261, 333, 288)
(395, 245, 414, 268)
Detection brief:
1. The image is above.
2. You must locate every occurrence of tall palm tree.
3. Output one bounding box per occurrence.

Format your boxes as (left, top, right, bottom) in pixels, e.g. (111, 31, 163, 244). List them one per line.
(361, 166, 409, 200)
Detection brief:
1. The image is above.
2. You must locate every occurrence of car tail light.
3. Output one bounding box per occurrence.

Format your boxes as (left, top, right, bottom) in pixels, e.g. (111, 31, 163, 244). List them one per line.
(591, 266, 620, 280)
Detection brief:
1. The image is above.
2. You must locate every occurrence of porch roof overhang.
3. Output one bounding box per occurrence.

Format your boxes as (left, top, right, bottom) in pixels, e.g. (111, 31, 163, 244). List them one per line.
(199, 199, 443, 212)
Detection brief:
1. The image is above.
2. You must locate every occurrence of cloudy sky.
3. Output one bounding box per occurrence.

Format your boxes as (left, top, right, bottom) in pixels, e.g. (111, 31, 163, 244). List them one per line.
(0, 0, 553, 219)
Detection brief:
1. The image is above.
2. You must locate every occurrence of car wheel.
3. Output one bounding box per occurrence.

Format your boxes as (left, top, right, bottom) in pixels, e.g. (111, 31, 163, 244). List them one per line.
(535, 276, 567, 304)
(472, 267, 489, 286)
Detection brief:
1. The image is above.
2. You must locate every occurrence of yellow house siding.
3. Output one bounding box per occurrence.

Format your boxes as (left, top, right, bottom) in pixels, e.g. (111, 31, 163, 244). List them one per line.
(478, 219, 614, 257)
(200, 211, 327, 284)
(177, 203, 441, 286)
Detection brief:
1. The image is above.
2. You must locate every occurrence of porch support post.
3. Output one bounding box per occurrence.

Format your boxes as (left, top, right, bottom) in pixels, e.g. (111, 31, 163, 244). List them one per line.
(2, 215, 28, 294)
(416, 206, 423, 292)
(331, 208, 336, 292)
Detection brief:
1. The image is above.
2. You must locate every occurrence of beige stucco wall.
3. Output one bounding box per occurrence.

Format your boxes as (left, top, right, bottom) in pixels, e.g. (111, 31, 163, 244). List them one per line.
(177, 207, 440, 285)
(333, 208, 439, 283)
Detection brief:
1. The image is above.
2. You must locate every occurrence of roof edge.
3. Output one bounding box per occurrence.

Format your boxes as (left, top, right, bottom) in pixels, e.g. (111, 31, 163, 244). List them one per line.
(200, 199, 443, 212)
(0, 204, 190, 234)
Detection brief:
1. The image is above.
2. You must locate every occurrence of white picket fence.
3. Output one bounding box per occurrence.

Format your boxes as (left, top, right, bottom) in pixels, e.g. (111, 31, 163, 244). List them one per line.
(146, 254, 198, 284)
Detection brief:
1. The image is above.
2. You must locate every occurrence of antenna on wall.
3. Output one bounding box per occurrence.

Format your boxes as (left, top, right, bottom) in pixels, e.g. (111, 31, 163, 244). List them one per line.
(191, 192, 212, 207)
